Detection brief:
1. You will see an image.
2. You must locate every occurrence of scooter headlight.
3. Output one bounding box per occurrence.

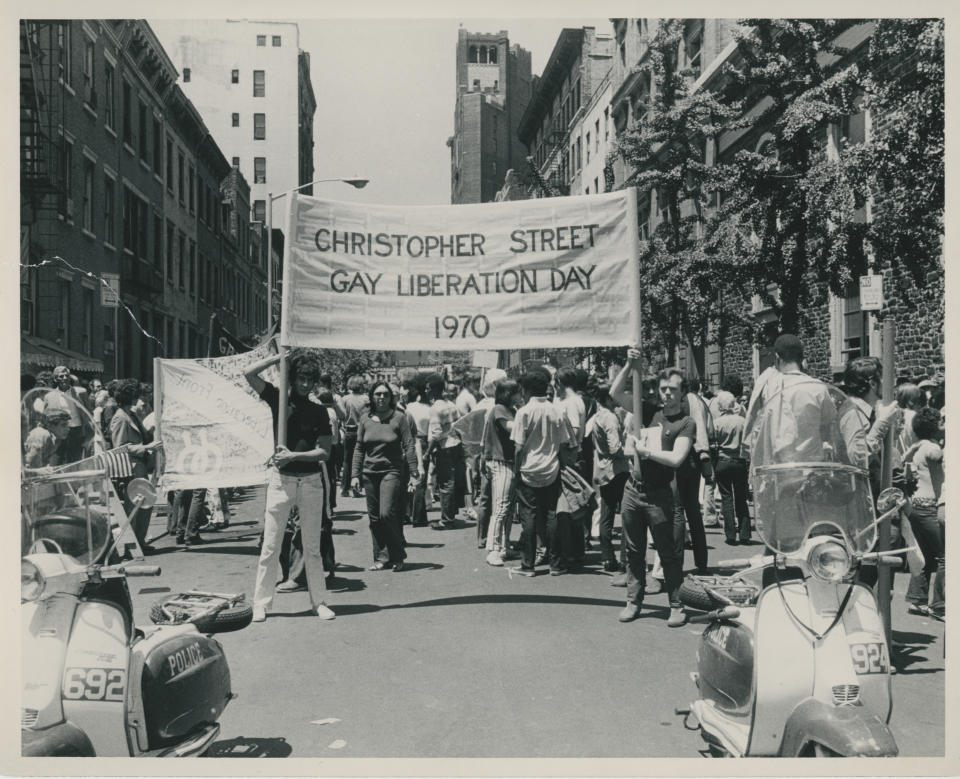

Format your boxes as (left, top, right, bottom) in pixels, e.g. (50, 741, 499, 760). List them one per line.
(808, 540, 851, 582)
(21, 559, 46, 602)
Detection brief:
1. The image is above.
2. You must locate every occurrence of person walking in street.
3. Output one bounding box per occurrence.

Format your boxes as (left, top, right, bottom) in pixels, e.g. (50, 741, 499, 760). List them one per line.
(109, 379, 159, 554)
(705, 374, 745, 527)
(712, 391, 751, 545)
(902, 407, 944, 614)
(351, 382, 419, 571)
(619, 364, 694, 627)
(404, 378, 432, 527)
(426, 373, 465, 530)
(591, 382, 630, 573)
(45, 365, 90, 463)
(473, 369, 507, 546)
(482, 379, 521, 566)
(339, 375, 369, 498)
(675, 379, 712, 575)
(509, 369, 571, 577)
(244, 351, 335, 623)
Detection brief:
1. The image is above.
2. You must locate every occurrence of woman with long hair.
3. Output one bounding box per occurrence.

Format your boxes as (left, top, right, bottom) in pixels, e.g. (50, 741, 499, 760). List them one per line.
(351, 382, 419, 571)
(482, 379, 522, 566)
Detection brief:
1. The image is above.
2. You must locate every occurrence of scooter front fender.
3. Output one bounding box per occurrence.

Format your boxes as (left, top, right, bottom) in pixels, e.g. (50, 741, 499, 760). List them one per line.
(22, 720, 95, 757)
(779, 698, 898, 757)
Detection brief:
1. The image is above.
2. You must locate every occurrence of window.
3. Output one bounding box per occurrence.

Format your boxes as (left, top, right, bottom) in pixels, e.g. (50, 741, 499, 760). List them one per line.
(166, 137, 173, 190)
(253, 113, 265, 140)
(585, 187, 590, 195)
(179, 321, 187, 358)
(60, 137, 74, 219)
(178, 151, 184, 203)
(178, 232, 186, 289)
(594, 176, 599, 194)
(138, 100, 148, 161)
(576, 137, 582, 172)
(83, 40, 95, 105)
(256, 35, 266, 46)
(254, 199, 265, 223)
(254, 157, 266, 183)
(604, 107, 609, 141)
(59, 281, 71, 344)
(684, 21, 703, 78)
(479, 46, 487, 64)
(232, 156, 240, 168)
(104, 60, 115, 129)
(189, 240, 196, 296)
(272, 35, 281, 46)
(231, 69, 239, 84)
(82, 288, 94, 355)
(841, 282, 868, 359)
(574, 79, 581, 112)
(595, 119, 600, 152)
(586, 132, 591, 163)
(253, 70, 265, 97)
(166, 220, 174, 281)
(122, 81, 132, 145)
(182, 67, 191, 82)
(198, 183, 205, 224)
(232, 112, 239, 127)
(469, 46, 477, 63)
(152, 118, 162, 174)
(123, 187, 147, 255)
(489, 46, 497, 64)
(188, 165, 195, 212)
(103, 175, 115, 245)
(58, 23, 72, 86)
(82, 158, 94, 232)
(153, 214, 162, 270)
(472, 79, 480, 91)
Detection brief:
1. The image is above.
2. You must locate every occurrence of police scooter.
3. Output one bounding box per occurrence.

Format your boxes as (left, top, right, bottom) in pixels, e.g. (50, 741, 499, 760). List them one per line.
(679, 380, 911, 757)
(21, 389, 250, 757)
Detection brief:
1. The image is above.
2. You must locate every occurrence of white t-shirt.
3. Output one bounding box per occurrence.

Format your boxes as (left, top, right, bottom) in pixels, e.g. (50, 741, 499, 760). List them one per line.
(555, 391, 586, 441)
(512, 396, 570, 487)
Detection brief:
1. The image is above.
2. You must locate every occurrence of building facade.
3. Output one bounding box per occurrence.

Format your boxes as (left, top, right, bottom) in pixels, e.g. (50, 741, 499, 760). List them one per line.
(607, 18, 943, 387)
(449, 29, 533, 204)
(152, 19, 316, 225)
(21, 20, 264, 381)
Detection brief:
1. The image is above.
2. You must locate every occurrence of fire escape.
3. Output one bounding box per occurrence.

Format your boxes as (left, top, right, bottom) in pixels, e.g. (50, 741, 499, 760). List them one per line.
(526, 122, 570, 198)
(20, 20, 65, 333)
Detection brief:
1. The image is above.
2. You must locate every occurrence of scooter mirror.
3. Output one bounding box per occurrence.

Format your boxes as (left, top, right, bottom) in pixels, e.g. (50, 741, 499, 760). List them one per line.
(127, 478, 157, 508)
(876, 487, 905, 514)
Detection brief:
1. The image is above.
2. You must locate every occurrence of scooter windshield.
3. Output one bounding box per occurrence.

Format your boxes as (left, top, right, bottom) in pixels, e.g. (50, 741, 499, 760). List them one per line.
(21, 388, 112, 564)
(744, 376, 877, 555)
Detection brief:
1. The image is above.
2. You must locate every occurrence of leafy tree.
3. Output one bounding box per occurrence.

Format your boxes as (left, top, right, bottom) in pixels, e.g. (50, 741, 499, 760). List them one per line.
(851, 19, 944, 319)
(706, 20, 870, 335)
(615, 19, 742, 373)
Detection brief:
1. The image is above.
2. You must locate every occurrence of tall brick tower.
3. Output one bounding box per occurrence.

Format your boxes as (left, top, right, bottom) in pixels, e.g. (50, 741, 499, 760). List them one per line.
(448, 29, 532, 204)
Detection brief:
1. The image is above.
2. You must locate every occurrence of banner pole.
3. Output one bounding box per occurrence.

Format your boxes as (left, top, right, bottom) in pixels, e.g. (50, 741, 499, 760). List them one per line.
(625, 187, 643, 416)
(878, 317, 896, 653)
(276, 193, 296, 449)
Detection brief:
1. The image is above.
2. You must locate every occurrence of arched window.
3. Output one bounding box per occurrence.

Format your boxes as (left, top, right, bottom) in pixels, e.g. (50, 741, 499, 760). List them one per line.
(479, 46, 487, 63)
(469, 45, 477, 63)
(489, 46, 498, 64)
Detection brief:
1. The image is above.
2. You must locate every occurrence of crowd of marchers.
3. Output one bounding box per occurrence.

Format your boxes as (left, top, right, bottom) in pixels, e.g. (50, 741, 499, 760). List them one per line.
(21, 338, 945, 628)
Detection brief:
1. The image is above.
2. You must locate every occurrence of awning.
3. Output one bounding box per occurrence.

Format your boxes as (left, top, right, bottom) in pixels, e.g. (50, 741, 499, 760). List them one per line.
(21, 334, 104, 374)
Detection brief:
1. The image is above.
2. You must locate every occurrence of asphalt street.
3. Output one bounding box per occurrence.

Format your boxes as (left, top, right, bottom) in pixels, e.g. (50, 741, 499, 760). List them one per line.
(133, 487, 945, 759)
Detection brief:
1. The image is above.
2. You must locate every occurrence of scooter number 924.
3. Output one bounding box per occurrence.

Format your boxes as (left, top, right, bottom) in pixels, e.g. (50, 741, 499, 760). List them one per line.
(848, 642, 889, 675)
(62, 667, 126, 701)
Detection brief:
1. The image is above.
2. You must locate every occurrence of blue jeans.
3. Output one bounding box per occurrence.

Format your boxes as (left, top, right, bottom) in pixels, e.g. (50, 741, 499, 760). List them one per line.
(515, 474, 562, 569)
(363, 471, 406, 564)
(906, 502, 942, 606)
(621, 481, 682, 608)
(715, 458, 751, 542)
(598, 471, 628, 564)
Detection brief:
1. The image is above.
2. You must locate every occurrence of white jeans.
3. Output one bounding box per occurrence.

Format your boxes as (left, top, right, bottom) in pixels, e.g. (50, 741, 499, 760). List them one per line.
(485, 459, 516, 552)
(255, 469, 327, 611)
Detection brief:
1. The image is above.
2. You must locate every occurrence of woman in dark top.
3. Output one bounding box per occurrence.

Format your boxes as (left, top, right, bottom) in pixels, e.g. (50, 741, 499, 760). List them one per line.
(482, 379, 521, 566)
(351, 382, 419, 571)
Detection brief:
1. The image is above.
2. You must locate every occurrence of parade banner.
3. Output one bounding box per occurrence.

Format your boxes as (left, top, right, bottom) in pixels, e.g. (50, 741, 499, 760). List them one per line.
(280, 189, 640, 350)
(155, 342, 278, 491)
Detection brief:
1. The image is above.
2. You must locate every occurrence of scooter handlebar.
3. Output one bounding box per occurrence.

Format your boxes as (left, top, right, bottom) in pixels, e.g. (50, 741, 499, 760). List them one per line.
(121, 564, 161, 576)
(717, 558, 752, 569)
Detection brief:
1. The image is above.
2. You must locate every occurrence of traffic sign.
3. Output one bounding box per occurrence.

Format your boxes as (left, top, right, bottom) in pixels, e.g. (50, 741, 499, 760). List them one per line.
(101, 273, 120, 308)
(859, 274, 883, 311)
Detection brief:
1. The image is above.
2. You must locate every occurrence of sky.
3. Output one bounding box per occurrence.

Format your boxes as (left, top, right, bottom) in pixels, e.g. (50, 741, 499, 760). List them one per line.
(300, 18, 611, 206)
(154, 17, 612, 207)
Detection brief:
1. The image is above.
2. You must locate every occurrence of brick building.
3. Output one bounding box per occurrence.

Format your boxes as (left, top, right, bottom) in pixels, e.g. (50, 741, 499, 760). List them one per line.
(607, 18, 943, 387)
(21, 20, 265, 381)
(449, 29, 533, 204)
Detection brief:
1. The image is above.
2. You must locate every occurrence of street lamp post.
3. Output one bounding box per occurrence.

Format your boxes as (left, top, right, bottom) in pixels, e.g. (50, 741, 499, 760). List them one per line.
(266, 176, 368, 327)
(267, 176, 368, 451)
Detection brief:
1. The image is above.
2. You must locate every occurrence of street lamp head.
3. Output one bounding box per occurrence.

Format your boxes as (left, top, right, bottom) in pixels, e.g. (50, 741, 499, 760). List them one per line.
(344, 178, 368, 189)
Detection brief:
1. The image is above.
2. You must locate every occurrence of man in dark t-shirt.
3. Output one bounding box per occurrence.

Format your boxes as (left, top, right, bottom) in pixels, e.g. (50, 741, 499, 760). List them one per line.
(619, 366, 695, 628)
(245, 349, 334, 623)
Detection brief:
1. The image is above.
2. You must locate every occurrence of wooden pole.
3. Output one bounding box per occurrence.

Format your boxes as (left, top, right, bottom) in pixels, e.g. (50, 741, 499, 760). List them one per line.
(276, 193, 295, 449)
(878, 317, 896, 651)
(625, 188, 643, 417)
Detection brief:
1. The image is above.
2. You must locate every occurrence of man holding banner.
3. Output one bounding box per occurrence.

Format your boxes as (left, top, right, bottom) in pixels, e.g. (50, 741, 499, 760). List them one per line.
(244, 350, 335, 623)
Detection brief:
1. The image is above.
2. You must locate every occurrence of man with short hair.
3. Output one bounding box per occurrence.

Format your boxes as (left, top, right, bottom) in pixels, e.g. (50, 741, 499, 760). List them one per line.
(23, 409, 71, 473)
(456, 377, 479, 417)
(245, 351, 335, 623)
(509, 369, 570, 576)
(426, 373, 464, 529)
(44, 365, 88, 463)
